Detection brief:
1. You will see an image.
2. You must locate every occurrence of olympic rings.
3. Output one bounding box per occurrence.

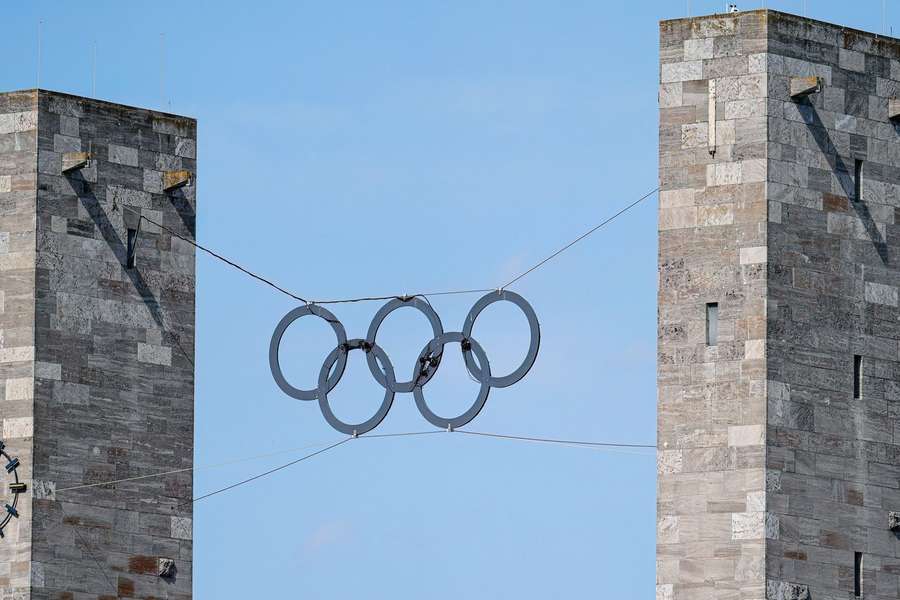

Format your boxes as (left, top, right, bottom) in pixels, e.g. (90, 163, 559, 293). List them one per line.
(269, 304, 347, 401)
(268, 290, 540, 434)
(366, 296, 443, 393)
(318, 339, 395, 435)
(413, 332, 491, 430)
(462, 290, 541, 388)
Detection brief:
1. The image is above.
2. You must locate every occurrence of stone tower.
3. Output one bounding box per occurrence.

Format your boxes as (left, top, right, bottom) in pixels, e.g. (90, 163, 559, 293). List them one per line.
(659, 10, 900, 600)
(0, 90, 195, 597)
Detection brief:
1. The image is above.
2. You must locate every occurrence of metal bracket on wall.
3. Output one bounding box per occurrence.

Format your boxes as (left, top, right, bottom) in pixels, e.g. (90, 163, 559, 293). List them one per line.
(61, 152, 92, 174)
(889, 98, 900, 122)
(123, 207, 142, 269)
(163, 170, 192, 192)
(790, 76, 822, 100)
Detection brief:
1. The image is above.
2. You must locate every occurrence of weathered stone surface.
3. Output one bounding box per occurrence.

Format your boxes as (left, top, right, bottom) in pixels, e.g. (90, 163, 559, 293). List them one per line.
(789, 76, 822, 99)
(659, 11, 769, 599)
(888, 511, 900, 531)
(0, 89, 196, 598)
(660, 9, 900, 600)
(766, 580, 810, 600)
(171, 515, 192, 540)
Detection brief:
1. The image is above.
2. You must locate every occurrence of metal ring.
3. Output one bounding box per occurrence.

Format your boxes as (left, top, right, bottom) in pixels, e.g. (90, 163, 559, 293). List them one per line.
(317, 339, 395, 435)
(0, 446, 19, 533)
(413, 332, 491, 430)
(461, 290, 540, 388)
(365, 296, 444, 393)
(269, 304, 347, 401)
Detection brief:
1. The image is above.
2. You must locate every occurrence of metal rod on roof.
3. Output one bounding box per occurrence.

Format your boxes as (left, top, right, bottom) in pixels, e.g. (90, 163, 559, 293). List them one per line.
(36, 20, 42, 89)
(91, 40, 97, 97)
(160, 32, 165, 109)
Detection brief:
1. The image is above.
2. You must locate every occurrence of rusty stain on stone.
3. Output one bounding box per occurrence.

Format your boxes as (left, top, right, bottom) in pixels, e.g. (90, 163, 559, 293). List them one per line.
(116, 576, 135, 597)
(128, 555, 158, 575)
(163, 170, 192, 192)
(823, 193, 849, 212)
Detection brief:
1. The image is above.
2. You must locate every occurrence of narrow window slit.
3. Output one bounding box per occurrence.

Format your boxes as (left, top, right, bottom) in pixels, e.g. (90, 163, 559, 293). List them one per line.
(854, 551, 863, 597)
(854, 355, 862, 400)
(706, 303, 718, 346)
(126, 228, 138, 269)
(854, 159, 864, 202)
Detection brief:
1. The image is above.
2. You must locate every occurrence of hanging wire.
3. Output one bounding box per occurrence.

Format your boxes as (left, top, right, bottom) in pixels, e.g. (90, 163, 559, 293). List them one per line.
(138, 186, 656, 307)
(55, 428, 654, 506)
(182, 429, 656, 506)
(312, 288, 495, 305)
(139, 215, 310, 304)
(54, 436, 348, 493)
(455, 430, 656, 450)
(179, 431, 444, 506)
(498, 187, 659, 290)
(182, 437, 353, 506)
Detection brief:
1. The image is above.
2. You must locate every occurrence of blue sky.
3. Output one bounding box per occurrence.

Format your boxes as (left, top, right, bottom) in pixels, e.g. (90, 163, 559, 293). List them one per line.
(3, 1, 893, 597)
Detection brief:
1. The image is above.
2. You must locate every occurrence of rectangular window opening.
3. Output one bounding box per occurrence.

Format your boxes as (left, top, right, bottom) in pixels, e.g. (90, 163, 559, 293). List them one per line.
(125, 228, 138, 269)
(854, 551, 863, 597)
(854, 159, 864, 202)
(706, 302, 719, 346)
(854, 355, 863, 400)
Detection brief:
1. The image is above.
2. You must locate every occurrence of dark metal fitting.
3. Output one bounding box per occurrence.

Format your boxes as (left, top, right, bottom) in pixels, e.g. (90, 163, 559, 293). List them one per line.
(461, 339, 472, 352)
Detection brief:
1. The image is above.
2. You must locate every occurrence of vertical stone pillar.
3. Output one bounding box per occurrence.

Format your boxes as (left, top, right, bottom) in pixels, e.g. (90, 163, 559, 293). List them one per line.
(0, 89, 196, 598)
(658, 11, 770, 600)
(0, 90, 39, 600)
(660, 9, 900, 600)
(766, 13, 900, 600)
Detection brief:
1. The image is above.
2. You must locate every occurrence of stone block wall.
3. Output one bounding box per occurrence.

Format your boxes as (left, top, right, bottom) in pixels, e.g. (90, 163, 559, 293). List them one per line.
(660, 9, 900, 600)
(0, 89, 196, 599)
(0, 90, 38, 599)
(765, 12, 900, 600)
(658, 12, 770, 600)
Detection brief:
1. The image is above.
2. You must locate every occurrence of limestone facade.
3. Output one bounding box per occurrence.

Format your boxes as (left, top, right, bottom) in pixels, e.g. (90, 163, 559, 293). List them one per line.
(0, 89, 196, 598)
(660, 10, 900, 600)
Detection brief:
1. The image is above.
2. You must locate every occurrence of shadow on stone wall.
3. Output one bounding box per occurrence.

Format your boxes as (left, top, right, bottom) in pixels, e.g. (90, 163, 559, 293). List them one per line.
(799, 101, 889, 264)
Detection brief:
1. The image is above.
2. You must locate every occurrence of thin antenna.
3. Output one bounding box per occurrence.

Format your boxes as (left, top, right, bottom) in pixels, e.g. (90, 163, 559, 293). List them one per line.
(36, 20, 42, 89)
(91, 40, 97, 97)
(884, 0, 888, 35)
(159, 32, 165, 109)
